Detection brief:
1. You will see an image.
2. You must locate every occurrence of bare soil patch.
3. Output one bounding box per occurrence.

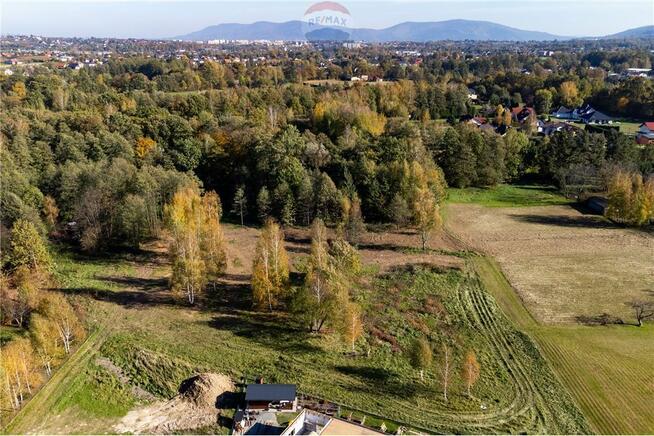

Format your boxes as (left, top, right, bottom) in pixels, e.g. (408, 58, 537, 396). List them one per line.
(114, 373, 235, 434)
(446, 204, 654, 324)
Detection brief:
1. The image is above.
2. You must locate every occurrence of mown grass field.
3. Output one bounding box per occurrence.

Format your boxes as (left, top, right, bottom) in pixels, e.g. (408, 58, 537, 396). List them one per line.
(447, 184, 571, 208)
(549, 117, 641, 136)
(447, 186, 654, 434)
(477, 254, 654, 434)
(5, 225, 587, 434)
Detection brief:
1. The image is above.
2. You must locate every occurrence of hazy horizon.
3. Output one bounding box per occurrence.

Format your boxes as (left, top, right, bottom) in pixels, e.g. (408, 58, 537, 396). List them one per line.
(0, 0, 652, 39)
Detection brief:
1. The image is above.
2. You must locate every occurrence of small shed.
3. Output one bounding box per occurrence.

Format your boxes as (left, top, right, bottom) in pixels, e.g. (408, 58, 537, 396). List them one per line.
(245, 384, 297, 411)
(586, 196, 608, 215)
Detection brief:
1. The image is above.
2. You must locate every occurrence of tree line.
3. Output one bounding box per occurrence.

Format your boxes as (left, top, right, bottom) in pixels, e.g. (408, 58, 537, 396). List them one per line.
(0, 220, 85, 414)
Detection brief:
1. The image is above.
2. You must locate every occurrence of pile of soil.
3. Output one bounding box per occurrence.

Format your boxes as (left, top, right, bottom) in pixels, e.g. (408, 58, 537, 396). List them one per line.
(179, 373, 235, 408)
(115, 373, 235, 434)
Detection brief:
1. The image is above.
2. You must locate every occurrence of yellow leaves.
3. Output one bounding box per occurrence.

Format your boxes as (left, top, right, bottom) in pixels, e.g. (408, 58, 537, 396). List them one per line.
(201, 191, 227, 279)
(1, 337, 42, 401)
(607, 170, 654, 226)
(462, 350, 481, 395)
(342, 302, 363, 351)
(312, 98, 386, 137)
(414, 187, 442, 231)
(312, 101, 328, 123)
(211, 129, 230, 148)
(38, 291, 86, 354)
(409, 160, 444, 250)
(310, 218, 329, 270)
(10, 82, 26, 99)
(617, 96, 630, 110)
(42, 195, 59, 232)
(165, 188, 227, 304)
(8, 219, 53, 273)
(560, 81, 580, 107)
(119, 96, 137, 113)
(135, 137, 156, 160)
(357, 109, 386, 137)
(252, 219, 290, 311)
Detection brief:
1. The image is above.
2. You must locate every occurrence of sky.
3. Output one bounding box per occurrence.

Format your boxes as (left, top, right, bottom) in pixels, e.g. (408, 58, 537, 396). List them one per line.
(0, 0, 652, 39)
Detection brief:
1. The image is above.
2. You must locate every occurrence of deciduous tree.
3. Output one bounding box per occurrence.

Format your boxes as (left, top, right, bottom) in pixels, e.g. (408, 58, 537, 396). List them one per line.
(8, 219, 53, 273)
(1, 338, 42, 409)
(292, 219, 349, 332)
(441, 343, 452, 402)
(29, 314, 62, 376)
(42, 195, 59, 234)
(251, 219, 289, 311)
(341, 302, 363, 352)
(413, 186, 442, 251)
(409, 337, 432, 381)
(201, 191, 227, 284)
(231, 185, 247, 226)
(462, 350, 481, 396)
(165, 188, 227, 304)
(628, 299, 654, 327)
(256, 187, 272, 224)
(135, 137, 157, 160)
(340, 194, 365, 243)
(39, 292, 85, 354)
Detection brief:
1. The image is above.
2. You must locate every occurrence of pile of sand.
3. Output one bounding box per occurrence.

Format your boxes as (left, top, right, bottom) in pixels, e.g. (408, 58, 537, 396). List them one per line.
(115, 373, 235, 434)
(179, 373, 235, 408)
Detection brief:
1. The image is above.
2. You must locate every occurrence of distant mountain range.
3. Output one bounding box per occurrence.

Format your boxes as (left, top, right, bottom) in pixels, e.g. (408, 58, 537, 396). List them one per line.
(175, 20, 654, 42)
(602, 25, 654, 39)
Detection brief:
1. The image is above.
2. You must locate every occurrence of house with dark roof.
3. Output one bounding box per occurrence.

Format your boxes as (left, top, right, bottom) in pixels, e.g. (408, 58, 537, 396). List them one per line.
(467, 88, 478, 101)
(245, 383, 297, 411)
(580, 109, 612, 125)
(466, 116, 486, 127)
(573, 104, 596, 120)
(512, 106, 536, 124)
(539, 122, 582, 136)
(552, 106, 574, 119)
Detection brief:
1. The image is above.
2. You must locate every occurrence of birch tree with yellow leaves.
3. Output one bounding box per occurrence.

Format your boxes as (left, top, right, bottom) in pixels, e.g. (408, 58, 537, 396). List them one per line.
(165, 187, 227, 305)
(252, 219, 290, 311)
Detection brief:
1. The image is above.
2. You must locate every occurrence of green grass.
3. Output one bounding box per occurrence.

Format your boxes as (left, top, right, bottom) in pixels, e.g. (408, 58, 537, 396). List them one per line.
(550, 117, 641, 136)
(0, 325, 26, 346)
(447, 184, 571, 208)
(52, 362, 136, 418)
(6, 246, 588, 435)
(276, 412, 299, 426)
(614, 120, 641, 136)
(5, 329, 112, 434)
(472, 254, 654, 434)
(536, 325, 654, 434)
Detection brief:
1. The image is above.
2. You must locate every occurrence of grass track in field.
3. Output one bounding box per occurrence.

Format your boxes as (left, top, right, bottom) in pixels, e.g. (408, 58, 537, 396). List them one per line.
(472, 254, 654, 434)
(5, 328, 113, 434)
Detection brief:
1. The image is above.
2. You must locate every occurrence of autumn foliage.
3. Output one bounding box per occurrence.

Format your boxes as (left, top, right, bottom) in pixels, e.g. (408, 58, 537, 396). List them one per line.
(251, 219, 290, 311)
(165, 187, 227, 304)
(607, 170, 654, 226)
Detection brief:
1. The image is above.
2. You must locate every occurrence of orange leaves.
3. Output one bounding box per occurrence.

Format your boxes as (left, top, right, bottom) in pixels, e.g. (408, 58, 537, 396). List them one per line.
(135, 137, 156, 160)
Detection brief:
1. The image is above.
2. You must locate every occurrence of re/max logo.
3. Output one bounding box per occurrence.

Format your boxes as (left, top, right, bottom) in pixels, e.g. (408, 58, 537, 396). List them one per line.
(306, 16, 349, 27)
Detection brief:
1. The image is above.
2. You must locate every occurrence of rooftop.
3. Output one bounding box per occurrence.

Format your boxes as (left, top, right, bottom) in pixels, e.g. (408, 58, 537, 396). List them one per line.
(245, 384, 296, 402)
